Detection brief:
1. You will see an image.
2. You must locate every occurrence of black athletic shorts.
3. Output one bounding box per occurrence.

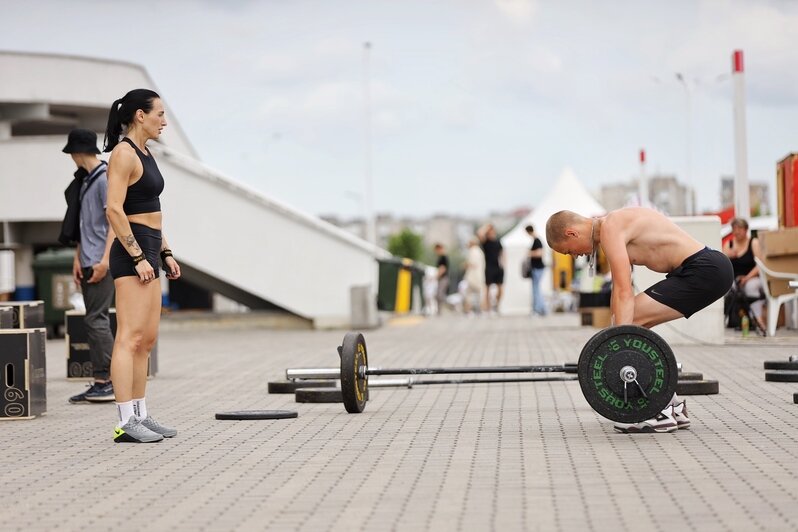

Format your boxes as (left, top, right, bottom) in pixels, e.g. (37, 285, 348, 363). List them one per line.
(485, 267, 504, 286)
(109, 222, 162, 280)
(644, 247, 733, 318)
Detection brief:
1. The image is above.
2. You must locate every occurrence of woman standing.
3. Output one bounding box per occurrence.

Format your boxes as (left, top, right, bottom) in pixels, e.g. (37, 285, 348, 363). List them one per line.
(104, 89, 181, 443)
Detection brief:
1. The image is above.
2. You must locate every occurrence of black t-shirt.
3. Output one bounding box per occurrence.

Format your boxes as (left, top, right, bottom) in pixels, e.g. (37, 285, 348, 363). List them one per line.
(436, 255, 449, 278)
(530, 238, 544, 269)
(482, 239, 503, 271)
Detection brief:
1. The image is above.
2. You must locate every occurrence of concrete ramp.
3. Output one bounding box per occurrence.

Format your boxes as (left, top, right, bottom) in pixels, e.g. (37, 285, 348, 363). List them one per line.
(151, 144, 387, 328)
(0, 137, 386, 328)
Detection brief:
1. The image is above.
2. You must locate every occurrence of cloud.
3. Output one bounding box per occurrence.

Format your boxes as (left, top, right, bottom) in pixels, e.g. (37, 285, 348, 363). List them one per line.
(662, 0, 798, 107)
(494, 0, 538, 24)
(441, 95, 477, 129)
(257, 77, 407, 144)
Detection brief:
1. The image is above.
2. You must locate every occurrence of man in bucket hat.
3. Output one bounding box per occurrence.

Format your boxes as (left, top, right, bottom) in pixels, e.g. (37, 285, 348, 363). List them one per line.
(62, 128, 116, 404)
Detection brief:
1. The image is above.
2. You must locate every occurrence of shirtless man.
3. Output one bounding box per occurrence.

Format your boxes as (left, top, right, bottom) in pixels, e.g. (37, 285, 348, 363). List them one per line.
(546, 207, 733, 433)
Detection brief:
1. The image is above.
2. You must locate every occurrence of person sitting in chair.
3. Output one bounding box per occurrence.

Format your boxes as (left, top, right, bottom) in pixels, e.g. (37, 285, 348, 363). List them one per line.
(722, 217, 766, 333)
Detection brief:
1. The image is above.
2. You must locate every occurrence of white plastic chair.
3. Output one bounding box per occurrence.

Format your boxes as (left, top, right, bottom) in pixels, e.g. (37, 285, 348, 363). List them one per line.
(754, 256, 798, 337)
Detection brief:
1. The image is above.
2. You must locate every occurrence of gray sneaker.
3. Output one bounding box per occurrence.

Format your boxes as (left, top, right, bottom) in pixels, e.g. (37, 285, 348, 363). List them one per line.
(140, 416, 177, 438)
(113, 416, 164, 443)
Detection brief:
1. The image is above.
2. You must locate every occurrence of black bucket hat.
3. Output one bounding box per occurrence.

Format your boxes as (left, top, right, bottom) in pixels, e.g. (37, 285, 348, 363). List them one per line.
(62, 128, 100, 154)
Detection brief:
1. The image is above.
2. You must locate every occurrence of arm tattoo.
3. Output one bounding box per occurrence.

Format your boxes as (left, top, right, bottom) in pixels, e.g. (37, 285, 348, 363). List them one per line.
(123, 234, 142, 254)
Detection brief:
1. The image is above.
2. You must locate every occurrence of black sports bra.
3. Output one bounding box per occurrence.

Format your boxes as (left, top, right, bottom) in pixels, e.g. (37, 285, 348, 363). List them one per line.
(121, 137, 164, 215)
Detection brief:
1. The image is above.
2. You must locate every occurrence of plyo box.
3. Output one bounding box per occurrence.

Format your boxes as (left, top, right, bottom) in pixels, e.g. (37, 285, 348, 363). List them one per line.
(0, 328, 46, 420)
(578, 291, 611, 308)
(758, 228, 798, 298)
(65, 309, 158, 379)
(0, 306, 13, 328)
(580, 307, 612, 328)
(0, 301, 45, 329)
(759, 227, 798, 257)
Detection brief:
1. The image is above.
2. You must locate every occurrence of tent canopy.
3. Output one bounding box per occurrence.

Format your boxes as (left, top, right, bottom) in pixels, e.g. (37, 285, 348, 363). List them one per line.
(500, 167, 606, 315)
(504, 167, 606, 247)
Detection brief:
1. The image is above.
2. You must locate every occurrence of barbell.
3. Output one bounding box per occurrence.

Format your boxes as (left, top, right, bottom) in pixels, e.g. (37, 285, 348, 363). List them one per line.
(294, 325, 678, 424)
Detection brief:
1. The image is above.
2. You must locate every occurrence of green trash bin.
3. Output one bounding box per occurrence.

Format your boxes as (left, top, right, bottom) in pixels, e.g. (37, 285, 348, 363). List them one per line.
(32, 248, 78, 337)
(377, 258, 425, 313)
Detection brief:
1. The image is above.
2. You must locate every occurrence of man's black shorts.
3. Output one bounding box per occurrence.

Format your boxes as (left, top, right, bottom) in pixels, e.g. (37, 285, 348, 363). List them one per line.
(643, 247, 733, 318)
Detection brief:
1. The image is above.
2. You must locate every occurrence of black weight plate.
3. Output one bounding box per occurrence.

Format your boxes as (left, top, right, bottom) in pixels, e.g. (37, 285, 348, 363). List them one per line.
(677, 371, 704, 381)
(295, 388, 343, 403)
(215, 410, 298, 420)
(578, 325, 678, 423)
(765, 371, 798, 383)
(794, 392, 798, 404)
(676, 379, 719, 395)
(268, 380, 338, 394)
(764, 361, 798, 371)
(340, 332, 368, 413)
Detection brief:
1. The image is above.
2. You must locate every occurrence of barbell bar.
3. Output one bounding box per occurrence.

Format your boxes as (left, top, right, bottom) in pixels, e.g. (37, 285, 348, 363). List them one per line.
(286, 363, 578, 381)
(336, 325, 679, 424)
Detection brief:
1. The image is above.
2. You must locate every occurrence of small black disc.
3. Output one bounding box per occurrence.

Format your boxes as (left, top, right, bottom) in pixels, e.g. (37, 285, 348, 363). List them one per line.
(268, 380, 338, 394)
(578, 325, 678, 423)
(215, 410, 298, 420)
(793, 392, 798, 404)
(676, 379, 719, 395)
(677, 371, 704, 381)
(765, 371, 798, 383)
(764, 361, 798, 371)
(295, 388, 343, 403)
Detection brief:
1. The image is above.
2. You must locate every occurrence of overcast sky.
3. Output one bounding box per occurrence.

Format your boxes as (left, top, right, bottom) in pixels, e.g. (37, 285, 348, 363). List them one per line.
(3, 0, 797, 218)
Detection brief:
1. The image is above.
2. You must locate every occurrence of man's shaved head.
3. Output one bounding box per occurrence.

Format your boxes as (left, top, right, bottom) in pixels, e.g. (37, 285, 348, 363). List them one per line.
(546, 210, 584, 248)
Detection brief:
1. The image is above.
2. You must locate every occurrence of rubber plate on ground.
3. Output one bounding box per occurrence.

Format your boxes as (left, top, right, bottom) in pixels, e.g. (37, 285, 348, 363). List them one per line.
(765, 371, 798, 383)
(577, 325, 678, 423)
(676, 379, 719, 395)
(295, 388, 343, 403)
(794, 392, 798, 404)
(215, 410, 298, 420)
(268, 380, 338, 394)
(677, 371, 704, 381)
(764, 361, 798, 371)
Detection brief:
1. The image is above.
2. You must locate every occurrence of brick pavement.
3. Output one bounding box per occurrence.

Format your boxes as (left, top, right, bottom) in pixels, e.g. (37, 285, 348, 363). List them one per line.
(1, 313, 797, 531)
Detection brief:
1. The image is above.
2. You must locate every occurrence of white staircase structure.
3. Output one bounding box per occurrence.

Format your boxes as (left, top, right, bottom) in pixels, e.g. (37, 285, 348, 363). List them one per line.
(0, 51, 385, 328)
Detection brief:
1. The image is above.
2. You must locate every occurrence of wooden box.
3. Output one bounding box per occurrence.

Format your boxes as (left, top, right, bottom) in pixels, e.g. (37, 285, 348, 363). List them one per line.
(0, 328, 46, 420)
(65, 309, 158, 379)
(0, 301, 45, 329)
(580, 307, 612, 328)
(0, 306, 13, 329)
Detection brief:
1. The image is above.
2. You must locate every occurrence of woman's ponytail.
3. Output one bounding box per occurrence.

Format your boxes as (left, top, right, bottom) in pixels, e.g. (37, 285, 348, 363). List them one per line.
(102, 89, 160, 153)
(103, 98, 124, 153)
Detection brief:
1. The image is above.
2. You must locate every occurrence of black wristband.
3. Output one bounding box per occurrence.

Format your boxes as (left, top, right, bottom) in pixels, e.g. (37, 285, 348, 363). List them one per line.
(132, 253, 146, 264)
(160, 249, 173, 262)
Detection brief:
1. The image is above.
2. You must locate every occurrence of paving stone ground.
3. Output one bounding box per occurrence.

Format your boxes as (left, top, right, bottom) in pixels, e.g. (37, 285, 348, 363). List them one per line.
(1, 313, 797, 532)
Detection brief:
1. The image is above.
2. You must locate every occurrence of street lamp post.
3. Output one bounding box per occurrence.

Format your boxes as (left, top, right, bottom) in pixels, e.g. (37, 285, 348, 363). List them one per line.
(638, 148, 648, 207)
(731, 50, 750, 220)
(362, 42, 376, 249)
(675, 73, 693, 213)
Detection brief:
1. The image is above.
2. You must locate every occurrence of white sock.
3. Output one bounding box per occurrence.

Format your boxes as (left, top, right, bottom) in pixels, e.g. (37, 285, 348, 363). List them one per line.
(133, 398, 147, 419)
(116, 401, 135, 427)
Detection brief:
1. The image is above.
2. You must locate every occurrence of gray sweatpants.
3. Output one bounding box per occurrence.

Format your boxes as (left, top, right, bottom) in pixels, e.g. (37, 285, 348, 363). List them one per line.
(81, 268, 115, 381)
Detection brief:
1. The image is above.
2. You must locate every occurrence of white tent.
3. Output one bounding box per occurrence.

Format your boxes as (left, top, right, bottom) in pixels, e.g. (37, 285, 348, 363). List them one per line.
(499, 167, 606, 315)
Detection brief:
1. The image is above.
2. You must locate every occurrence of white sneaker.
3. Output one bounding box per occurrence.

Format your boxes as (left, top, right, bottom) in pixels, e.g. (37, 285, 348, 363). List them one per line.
(613, 405, 678, 434)
(672, 400, 690, 430)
